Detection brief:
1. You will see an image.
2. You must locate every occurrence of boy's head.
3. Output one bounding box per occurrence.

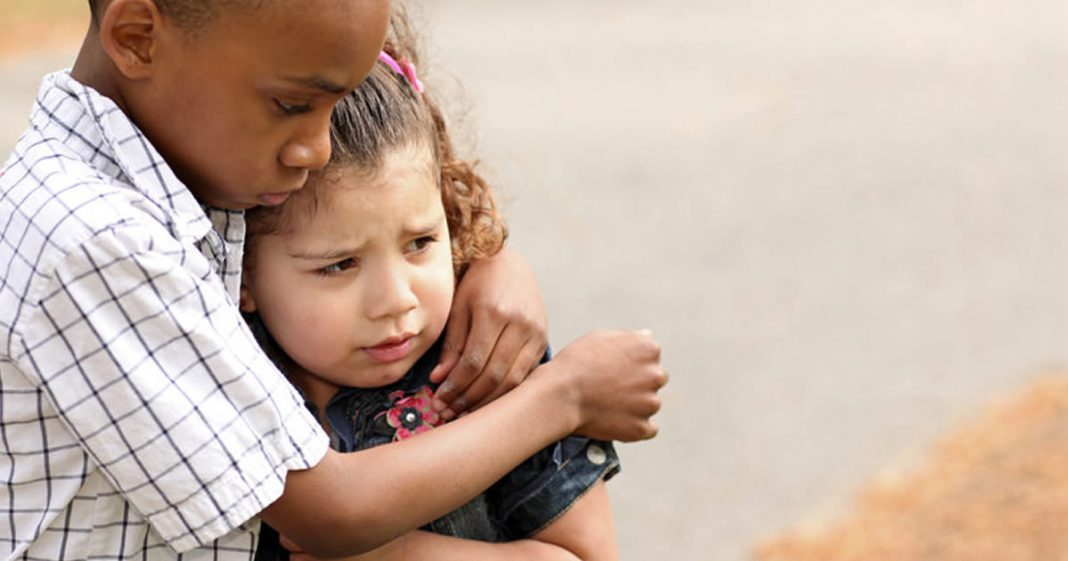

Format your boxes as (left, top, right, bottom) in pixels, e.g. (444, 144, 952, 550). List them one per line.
(240, 51, 506, 399)
(77, 0, 390, 209)
(88, 0, 261, 30)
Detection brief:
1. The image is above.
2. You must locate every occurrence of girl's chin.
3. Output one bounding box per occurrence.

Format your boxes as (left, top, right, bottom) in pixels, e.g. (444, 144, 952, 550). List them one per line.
(352, 361, 419, 389)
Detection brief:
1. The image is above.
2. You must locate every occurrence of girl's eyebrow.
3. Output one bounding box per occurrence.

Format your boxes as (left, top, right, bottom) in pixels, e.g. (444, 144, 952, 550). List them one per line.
(403, 215, 446, 237)
(289, 246, 363, 261)
(288, 216, 445, 261)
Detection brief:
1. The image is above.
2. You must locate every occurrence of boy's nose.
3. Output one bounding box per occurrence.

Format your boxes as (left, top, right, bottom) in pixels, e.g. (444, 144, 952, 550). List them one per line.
(279, 119, 332, 171)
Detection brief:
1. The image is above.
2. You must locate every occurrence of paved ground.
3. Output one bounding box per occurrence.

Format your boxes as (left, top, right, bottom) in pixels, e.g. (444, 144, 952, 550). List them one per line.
(4, 2, 1068, 560)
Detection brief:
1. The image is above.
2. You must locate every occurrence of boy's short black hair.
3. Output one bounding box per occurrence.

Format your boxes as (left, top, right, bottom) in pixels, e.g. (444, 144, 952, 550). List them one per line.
(88, 0, 266, 29)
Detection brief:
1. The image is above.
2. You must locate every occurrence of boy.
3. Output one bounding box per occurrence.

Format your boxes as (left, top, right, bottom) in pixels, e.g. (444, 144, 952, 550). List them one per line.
(0, 1, 666, 560)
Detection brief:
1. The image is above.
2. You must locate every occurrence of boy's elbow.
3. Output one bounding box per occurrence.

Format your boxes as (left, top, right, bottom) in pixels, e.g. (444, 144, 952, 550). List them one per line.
(260, 457, 403, 557)
(269, 500, 398, 558)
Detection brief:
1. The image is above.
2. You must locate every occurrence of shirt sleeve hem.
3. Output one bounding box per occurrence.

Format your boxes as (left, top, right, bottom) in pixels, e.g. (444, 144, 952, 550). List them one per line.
(160, 431, 330, 553)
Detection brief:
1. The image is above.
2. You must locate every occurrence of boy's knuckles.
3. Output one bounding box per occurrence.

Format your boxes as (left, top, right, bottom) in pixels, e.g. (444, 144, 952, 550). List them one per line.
(487, 365, 507, 384)
(476, 301, 511, 320)
(644, 395, 662, 415)
(639, 338, 662, 359)
(458, 351, 487, 372)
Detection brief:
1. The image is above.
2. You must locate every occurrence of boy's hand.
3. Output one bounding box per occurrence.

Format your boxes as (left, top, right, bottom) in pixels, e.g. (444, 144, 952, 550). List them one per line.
(430, 247, 548, 418)
(548, 329, 667, 442)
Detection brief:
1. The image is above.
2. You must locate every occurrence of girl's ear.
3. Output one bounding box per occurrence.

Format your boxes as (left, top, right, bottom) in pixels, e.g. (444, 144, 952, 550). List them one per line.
(97, 0, 166, 80)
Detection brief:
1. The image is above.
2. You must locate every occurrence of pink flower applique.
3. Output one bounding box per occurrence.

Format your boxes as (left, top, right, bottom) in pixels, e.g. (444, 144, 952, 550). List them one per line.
(383, 386, 442, 441)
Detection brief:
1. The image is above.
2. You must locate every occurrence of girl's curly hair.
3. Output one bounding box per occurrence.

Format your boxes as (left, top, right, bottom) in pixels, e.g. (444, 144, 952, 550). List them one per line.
(245, 10, 506, 278)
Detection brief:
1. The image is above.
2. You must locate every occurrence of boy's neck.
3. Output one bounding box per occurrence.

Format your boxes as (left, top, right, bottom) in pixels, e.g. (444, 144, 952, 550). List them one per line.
(70, 29, 129, 114)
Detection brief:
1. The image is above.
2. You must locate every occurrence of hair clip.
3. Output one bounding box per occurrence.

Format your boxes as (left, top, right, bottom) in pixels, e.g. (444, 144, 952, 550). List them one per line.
(378, 51, 425, 94)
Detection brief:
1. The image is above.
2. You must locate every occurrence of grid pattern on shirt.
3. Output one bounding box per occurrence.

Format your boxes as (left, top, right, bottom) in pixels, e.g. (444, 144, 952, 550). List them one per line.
(0, 71, 328, 560)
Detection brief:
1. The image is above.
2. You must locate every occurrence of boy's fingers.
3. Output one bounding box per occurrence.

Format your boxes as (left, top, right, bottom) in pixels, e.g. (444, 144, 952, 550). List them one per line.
(429, 307, 470, 385)
(468, 335, 545, 412)
(428, 351, 459, 385)
(432, 310, 504, 411)
(449, 324, 528, 414)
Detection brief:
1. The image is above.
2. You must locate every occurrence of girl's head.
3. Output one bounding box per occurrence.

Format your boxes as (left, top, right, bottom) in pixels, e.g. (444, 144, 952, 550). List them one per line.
(241, 42, 506, 400)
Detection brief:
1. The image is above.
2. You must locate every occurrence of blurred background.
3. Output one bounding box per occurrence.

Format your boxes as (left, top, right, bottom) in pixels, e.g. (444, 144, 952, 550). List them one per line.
(3, 1, 1068, 560)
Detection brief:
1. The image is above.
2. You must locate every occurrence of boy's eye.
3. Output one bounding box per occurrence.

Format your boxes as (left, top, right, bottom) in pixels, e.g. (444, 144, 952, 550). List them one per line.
(275, 99, 313, 115)
(405, 236, 437, 253)
(318, 258, 358, 276)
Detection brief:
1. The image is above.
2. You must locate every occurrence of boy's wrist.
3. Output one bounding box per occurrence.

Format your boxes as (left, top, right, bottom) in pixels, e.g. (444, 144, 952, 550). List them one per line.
(526, 361, 583, 435)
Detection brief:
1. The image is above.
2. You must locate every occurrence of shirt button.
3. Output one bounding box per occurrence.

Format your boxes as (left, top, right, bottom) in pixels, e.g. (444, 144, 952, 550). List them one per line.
(586, 444, 607, 465)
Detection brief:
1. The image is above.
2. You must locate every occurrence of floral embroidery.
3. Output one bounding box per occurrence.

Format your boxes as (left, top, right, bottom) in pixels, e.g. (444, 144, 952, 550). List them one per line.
(379, 386, 442, 441)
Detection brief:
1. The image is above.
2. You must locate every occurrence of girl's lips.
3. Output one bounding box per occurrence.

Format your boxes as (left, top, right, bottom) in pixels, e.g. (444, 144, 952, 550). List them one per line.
(364, 336, 414, 363)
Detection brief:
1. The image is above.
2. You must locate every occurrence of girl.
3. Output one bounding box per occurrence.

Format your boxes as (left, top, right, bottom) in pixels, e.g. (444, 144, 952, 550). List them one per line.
(241, 44, 622, 561)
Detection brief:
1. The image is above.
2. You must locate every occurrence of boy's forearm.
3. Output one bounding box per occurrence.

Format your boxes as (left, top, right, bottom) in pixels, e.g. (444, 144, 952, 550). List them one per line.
(337, 531, 581, 561)
(261, 370, 579, 558)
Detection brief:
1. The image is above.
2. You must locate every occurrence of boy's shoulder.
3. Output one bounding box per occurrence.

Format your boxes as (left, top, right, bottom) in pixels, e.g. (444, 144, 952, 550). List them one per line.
(0, 71, 220, 343)
(0, 71, 211, 264)
(1, 131, 171, 272)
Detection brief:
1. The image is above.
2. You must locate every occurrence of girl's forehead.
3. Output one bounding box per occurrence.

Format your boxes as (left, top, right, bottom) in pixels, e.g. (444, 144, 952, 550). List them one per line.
(282, 154, 437, 223)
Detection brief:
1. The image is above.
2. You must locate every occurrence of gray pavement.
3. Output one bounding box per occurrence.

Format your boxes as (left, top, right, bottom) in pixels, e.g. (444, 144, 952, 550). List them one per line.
(4, 2, 1068, 559)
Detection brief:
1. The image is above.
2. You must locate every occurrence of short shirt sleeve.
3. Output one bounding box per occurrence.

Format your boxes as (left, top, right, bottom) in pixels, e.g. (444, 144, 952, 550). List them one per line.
(487, 436, 620, 539)
(14, 224, 328, 552)
(486, 346, 621, 539)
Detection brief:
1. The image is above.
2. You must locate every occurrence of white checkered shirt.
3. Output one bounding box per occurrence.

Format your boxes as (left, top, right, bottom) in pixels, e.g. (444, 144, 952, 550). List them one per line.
(0, 71, 329, 560)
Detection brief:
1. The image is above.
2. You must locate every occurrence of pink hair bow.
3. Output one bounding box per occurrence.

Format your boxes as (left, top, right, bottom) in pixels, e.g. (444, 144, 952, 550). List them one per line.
(378, 51, 425, 93)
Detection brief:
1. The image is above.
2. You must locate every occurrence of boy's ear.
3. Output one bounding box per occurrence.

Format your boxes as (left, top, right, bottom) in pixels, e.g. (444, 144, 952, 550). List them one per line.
(239, 282, 258, 313)
(98, 0, 166, 81)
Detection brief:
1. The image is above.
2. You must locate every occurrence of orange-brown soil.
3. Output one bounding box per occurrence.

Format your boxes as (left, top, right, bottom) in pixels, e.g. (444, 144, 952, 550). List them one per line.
(754, 376, 1068, 561)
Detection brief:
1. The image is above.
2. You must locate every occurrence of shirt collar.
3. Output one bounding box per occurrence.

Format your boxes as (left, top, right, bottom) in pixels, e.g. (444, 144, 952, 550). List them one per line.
(41, 70, 214, 245)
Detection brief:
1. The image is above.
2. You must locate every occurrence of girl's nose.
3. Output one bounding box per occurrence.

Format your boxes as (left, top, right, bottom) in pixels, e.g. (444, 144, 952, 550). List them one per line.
(365, 265, 419, 320)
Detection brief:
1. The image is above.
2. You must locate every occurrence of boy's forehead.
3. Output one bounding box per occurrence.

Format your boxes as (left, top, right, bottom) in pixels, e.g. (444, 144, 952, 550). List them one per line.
(156, 0, 389, 46)
(93, 0, 266, 29)
(181, 0, 389, 95)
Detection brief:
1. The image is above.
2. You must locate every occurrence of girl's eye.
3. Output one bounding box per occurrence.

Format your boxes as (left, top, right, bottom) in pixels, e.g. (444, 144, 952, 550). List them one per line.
(405, 236, 437, 253)
(275, 99, 313, 115)
(318, 258, 357, 276)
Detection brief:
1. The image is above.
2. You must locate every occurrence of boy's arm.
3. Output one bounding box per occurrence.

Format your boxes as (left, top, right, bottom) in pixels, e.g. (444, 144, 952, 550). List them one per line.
(281, 531, 580, 561)
(430, 246, 547, 417)
(261, 330, 664, 559)
(20, 223, 662, 556)
(279, 483, 615, 561)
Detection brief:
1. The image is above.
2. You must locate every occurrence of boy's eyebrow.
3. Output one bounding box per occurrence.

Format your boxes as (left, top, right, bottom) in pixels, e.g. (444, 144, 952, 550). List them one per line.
(281, 74, 348, 94)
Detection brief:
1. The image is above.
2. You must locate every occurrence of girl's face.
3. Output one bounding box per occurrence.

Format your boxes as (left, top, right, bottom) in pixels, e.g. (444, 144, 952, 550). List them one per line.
(241, 146, 455, 404)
